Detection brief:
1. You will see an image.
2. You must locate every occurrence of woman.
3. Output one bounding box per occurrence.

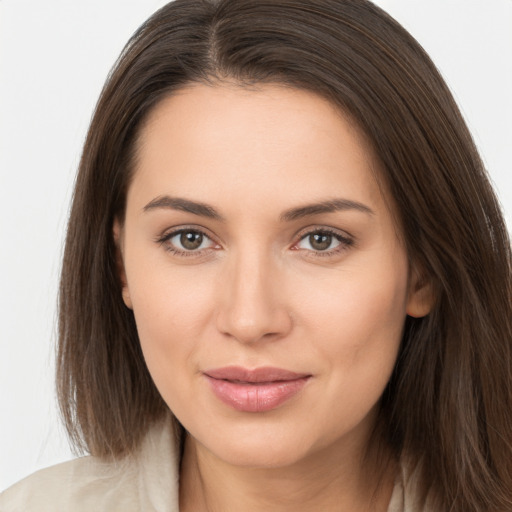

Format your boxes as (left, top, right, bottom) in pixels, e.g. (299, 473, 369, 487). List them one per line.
(1, 0, 511, 510)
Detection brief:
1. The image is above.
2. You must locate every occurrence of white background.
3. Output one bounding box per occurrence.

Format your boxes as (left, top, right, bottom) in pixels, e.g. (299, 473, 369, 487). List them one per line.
(1, 0, 511, 491)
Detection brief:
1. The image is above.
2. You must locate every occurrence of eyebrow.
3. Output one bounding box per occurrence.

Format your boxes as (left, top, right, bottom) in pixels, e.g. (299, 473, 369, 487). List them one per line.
(143, 195, 224, 220)
(142, 195, 374, 222)
(280, 199, 374, 222)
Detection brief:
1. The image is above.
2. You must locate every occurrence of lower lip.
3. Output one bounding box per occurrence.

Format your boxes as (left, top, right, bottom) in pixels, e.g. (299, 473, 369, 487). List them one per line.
(205, 375, 310, 413)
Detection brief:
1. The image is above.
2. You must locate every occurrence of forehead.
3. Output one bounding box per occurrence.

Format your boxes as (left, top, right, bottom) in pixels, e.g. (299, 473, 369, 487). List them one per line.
(129, 83, 386, 216)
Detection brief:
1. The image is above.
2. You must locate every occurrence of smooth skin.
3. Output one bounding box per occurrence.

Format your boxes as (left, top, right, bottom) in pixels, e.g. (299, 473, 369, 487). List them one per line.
(115, 83, 432, 512)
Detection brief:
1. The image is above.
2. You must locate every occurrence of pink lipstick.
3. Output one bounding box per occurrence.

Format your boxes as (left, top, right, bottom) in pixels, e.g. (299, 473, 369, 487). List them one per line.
(204, 366, 311, 413)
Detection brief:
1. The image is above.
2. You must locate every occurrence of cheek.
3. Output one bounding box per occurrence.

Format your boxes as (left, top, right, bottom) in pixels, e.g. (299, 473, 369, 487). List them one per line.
(291, 264, 408, 434)
(131, 271, 214, 337)
(295, 256, 409, 378)
(124, 254, 218, 388)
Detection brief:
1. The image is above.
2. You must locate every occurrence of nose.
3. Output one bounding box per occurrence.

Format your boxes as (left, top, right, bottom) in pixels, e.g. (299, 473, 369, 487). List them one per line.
(215, 250, 293, 344)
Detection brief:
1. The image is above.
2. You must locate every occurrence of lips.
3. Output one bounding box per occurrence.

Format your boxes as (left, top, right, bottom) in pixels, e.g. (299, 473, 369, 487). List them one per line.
(203, 366, 311, 413)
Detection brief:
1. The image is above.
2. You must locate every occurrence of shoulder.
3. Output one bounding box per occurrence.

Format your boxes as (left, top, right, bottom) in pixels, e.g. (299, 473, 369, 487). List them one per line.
(0, 418, 180, 512)
(0, 455, 135, 512)
(389, 457, 437, 512)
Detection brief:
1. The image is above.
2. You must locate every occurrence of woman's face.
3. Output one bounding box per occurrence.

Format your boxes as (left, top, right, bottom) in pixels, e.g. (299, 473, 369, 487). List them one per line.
(117, 84, 429, 468)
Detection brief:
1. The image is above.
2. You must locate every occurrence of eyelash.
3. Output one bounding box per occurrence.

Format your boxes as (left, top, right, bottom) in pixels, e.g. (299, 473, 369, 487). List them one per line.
(155, 226, 354, 258)
(293, 228, 354, 257)
(155, 227, 219, 258)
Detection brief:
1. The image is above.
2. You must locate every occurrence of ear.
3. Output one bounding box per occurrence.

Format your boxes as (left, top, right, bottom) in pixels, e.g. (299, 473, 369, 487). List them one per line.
(113, 218, 133, 310)
(406, 265, 434, 318)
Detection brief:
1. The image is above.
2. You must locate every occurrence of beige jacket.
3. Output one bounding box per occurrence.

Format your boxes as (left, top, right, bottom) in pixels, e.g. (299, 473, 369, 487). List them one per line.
(0, 419, 426, 512)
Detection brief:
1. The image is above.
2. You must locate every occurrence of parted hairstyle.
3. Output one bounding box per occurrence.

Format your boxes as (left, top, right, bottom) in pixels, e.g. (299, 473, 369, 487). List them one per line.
(57, 0, 512, 510)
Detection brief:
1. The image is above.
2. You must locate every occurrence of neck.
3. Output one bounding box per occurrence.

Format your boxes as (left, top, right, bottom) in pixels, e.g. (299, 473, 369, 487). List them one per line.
(179, 433, 397, 512)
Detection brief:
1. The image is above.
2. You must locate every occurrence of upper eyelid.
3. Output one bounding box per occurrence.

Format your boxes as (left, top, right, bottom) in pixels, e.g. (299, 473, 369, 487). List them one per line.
(294, 225, 354, 242)
(157, 225, 218, 243)
(291, 227, 355, 255)
(156, 227, 219, 257)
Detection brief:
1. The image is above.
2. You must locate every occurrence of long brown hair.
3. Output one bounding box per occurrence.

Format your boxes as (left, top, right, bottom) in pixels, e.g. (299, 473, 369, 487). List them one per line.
(57, 1, 512, 510)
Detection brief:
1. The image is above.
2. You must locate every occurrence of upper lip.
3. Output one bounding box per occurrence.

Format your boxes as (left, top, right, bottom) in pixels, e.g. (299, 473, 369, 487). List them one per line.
(204, 366, 310, 383)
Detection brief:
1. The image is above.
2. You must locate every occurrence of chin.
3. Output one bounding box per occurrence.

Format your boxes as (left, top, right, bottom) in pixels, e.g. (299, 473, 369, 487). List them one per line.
(187, 417, 328, 470)
(211, 439, 311, 469)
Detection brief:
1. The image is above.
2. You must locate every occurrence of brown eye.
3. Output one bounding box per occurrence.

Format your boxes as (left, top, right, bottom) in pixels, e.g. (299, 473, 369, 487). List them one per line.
(162, 229, 216, 254)
(309, 233, 332, 251)
(180, 231, 203, 250)
(295, 229, 351, 255)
